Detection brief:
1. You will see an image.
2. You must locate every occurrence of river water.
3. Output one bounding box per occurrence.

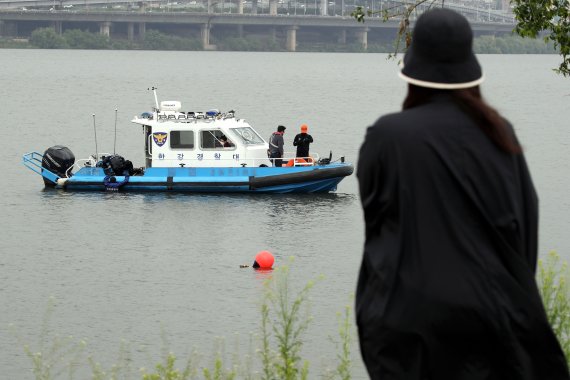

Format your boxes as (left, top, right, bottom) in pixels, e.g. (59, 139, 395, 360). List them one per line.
(1, 50, 568, 379)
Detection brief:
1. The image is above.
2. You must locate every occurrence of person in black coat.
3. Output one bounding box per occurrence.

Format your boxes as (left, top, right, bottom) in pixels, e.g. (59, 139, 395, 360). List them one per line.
(268, 125, 286, 167)
(356, 8, 569, 380)
(293, 124, 313, 159)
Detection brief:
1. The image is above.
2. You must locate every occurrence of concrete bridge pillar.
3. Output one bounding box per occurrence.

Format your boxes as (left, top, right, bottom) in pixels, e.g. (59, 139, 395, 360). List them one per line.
(269, 0, 277, 15)
(207, 0, 213, 13)
(201, 23, 216, 50)
(338, 28, 346, 44)
(252, 0, 258, 14)
(99, 21, 111, 37)
(237, 0, 244, 14)
(127, 22, 135, 40)
(52, 20, 62, 35)
(356, 27, 368, 50)
(201, 23, 210, 47)
(138, 22, 146, 40)
(320, 0, 327, 15)
(286, 25, 298, 52)
(237, 24, 243, 37)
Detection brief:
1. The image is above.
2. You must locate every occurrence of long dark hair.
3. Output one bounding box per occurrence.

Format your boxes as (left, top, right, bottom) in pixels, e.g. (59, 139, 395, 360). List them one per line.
(403, 84, 521, 154)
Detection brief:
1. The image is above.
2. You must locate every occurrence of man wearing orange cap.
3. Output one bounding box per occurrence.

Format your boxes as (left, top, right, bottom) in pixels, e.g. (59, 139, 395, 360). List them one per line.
(293, 124, 313, 159)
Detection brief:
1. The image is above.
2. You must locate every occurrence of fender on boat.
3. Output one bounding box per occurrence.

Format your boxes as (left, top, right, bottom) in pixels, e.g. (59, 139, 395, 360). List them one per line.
(250, 164, 353, 189)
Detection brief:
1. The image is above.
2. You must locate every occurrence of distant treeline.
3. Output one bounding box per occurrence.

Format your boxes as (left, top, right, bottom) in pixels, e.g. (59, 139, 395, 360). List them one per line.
(473, 34, 556, 54)
(0, 27, 557, 54)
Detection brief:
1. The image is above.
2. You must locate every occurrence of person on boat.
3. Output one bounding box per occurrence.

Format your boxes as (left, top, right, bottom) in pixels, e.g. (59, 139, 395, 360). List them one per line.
(293, 124, 313, 159)
(219, 135, 232, 148)
(268, 125, 286, 167)
(355, 8, 569, 380)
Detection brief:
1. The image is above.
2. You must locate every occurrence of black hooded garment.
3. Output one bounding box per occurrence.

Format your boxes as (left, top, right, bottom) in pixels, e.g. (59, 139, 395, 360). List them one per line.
(356, 94, 569, 380)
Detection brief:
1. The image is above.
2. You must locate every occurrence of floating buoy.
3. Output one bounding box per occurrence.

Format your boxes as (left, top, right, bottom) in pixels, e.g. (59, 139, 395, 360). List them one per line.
(253, 250, 274, 269)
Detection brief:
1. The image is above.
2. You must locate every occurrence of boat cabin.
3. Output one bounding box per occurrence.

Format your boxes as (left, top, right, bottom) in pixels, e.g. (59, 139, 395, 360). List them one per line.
(132, 101, 272, 169)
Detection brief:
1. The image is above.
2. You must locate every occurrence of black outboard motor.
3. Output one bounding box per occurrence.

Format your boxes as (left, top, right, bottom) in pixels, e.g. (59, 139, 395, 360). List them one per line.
(41, 145, 75, 187)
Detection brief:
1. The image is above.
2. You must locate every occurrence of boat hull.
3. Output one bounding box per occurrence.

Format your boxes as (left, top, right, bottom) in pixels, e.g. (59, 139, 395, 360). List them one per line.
(57, 164, 354, 193)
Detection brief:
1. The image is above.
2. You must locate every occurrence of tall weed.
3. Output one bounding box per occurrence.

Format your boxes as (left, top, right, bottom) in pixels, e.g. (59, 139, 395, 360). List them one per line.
(334, 305, 353, 380)
(537, 251, 570, 362)
(259, 264, 315, 380)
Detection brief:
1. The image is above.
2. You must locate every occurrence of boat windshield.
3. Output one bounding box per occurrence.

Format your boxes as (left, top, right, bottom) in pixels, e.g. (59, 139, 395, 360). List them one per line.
(230, 127, 265, 145)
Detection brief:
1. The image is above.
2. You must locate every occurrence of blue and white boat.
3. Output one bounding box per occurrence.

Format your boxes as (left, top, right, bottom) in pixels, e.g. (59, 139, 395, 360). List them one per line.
(23, 95, 353, 193)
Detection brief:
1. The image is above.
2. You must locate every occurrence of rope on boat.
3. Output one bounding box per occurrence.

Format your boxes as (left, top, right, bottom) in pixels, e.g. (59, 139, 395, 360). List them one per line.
(103, 172, 130, 191)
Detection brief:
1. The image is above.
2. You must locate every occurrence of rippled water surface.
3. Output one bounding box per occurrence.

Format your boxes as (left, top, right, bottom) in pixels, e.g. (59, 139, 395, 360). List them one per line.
(1, 50, 568, 379)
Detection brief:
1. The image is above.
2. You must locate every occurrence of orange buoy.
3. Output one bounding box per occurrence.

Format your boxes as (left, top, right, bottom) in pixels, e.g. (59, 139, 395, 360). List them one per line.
(253, 250, 275, 269)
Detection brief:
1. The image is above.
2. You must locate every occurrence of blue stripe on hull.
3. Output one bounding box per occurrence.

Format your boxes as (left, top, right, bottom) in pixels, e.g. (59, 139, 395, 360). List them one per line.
(59, 163, 353, 193)
(64, 180, 339, 193)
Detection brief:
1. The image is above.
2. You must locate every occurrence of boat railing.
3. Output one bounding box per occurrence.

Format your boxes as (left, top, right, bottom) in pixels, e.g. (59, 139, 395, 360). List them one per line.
(73, 153, 113, 174)
(281, 152, 321, 166)
(22, 151, 44, 176)
(148, 153, 322, 168)
(142, 109, 236, 123)
(22, 151, 60, 183)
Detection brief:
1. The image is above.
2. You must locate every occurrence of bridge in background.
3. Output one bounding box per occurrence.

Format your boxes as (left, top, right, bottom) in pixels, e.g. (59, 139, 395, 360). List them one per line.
(0, 0, 516, 23)
(0, 1, 516, 51)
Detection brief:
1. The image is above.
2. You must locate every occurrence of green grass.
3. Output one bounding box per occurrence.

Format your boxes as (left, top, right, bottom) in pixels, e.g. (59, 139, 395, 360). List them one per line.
(537, 251, 570, 362)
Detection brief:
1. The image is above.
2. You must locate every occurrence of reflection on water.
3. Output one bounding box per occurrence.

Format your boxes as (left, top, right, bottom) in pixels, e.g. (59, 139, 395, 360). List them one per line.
(252, 268, 274, 282)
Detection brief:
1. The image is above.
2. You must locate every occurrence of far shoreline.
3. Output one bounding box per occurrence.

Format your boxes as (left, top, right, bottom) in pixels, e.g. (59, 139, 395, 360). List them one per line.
(0, 29, 558, 54)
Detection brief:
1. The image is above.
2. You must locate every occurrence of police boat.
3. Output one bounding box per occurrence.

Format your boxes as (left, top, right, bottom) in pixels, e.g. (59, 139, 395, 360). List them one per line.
(22, 98, 353, 193)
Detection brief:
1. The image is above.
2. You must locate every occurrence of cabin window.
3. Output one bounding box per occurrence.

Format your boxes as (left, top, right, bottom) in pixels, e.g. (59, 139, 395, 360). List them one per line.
(170, 130, 195, 149)
(200, 130, 235, 150)
(230, 127, 264, 145)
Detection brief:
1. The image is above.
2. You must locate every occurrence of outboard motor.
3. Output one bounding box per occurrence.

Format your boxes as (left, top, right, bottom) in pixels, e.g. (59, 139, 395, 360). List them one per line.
(41, 145, 75, 187)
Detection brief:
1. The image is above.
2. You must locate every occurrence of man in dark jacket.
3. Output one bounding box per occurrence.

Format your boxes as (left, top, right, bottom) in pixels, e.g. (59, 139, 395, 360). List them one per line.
(268, 125, 286, 167)
(293, 124, 313, 159)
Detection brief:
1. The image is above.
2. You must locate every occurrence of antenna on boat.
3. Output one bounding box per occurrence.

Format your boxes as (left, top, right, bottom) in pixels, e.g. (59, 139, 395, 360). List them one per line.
(148, 86, 159, 110)
(92, 114, 99, 161)
(113, 108, 118, 155)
